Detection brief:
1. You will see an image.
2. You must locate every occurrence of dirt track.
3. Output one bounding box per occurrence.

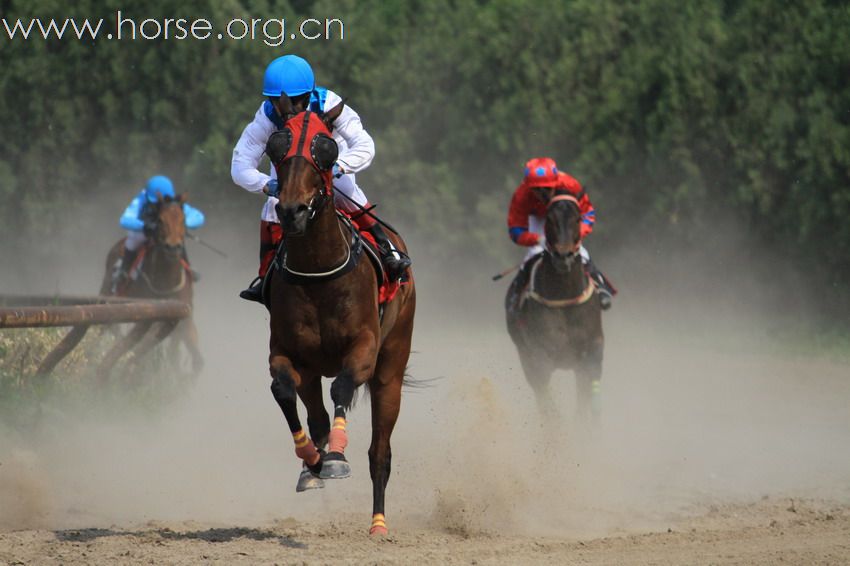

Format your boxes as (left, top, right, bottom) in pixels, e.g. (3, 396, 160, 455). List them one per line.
(1, 499, 849, 564)
(2, 240, 850, 564)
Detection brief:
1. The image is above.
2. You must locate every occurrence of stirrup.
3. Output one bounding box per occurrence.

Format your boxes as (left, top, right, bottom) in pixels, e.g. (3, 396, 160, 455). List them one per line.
(598, 288, 613, 310)
(383, 253, 411, 281)
(239, 276, 264, 303)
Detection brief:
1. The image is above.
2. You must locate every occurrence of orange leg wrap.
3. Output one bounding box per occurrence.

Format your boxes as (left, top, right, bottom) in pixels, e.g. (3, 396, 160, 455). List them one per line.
(369, 513, 388, 536)
(292, 429, 321, 467)
(327, 416, 348, 454)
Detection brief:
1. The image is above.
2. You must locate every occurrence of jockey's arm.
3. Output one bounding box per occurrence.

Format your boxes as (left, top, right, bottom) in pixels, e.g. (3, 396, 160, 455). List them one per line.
(326, 91, 375, 174)
(509, 227, 541, 247)
(119, 191, 146, 231)
(507, 186, 541, 247)
(231, 105, 276, 193)
(578, 193, 595, 238)
(560, 172, 595, 238)
(182, 204, 205, 230)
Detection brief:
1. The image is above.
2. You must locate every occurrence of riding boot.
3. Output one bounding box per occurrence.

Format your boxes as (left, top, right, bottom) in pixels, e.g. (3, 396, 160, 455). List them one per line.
(240, 221, 281, 304)
(239, 276, 264, 303)
(585, 258, 615, 311)
(111, 247, 139, 294)
(368, 224, 411, 281)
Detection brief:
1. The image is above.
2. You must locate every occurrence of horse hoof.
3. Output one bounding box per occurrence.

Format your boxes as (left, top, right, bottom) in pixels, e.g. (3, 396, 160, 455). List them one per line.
(318, 452, 351, 479)
(295, 467, 325, 492)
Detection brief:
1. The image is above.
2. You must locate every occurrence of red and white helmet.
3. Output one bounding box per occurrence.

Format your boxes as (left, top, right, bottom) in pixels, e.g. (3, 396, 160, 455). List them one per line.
(523, 157, 560, 188)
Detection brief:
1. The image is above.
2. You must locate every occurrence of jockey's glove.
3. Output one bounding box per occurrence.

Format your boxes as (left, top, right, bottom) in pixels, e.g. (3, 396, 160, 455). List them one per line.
(266, 179, 280, 198)
(332, 163, 345, 179)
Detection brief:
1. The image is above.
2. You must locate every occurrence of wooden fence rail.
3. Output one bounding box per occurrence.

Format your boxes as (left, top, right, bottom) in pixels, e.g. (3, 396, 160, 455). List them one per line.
(0, 294, 190, 375)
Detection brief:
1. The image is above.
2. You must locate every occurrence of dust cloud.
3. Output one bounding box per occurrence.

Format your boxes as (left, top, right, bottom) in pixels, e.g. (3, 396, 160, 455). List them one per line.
(1, 198, 849, 539)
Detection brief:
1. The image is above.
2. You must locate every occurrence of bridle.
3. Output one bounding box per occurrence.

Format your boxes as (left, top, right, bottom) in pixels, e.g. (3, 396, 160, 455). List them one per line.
(140, 200, 189, 295)
(266, 110, 338, 220)
(266, 110, 365, 282)
(524, 193, 594, 307)
(544, 193, 582, 263)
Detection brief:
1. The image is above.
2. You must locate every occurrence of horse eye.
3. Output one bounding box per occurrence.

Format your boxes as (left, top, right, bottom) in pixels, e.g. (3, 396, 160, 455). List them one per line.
(310, 134, 339, 171)
(266, 129, 293, 164)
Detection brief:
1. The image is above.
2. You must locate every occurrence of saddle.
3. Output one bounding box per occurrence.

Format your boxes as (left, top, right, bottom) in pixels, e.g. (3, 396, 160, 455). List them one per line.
(113, 240, 193, 297)
(507, 253, 598, 315)
(258, 212, 407, 310)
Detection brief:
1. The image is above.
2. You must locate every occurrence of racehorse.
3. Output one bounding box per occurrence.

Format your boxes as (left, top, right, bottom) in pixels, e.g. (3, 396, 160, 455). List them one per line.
(505, 190, 604, 420)
(99, 194, 203, 374)
(263, 106, 416, 536)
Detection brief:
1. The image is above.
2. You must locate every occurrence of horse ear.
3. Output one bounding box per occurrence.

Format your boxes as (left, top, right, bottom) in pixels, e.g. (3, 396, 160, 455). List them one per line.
(322, 100, 345, 131)
(178, 192, 188, 204)
(156, 191, 164, 203)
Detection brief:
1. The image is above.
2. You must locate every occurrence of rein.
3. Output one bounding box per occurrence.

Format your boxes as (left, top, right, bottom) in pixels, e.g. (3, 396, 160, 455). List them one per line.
(545, 193, 582, 256)
(524, 193, 592, 307)
(275, 217, 365, 285)
(547, 194, 580, 208)
(268, 110, 360, 285)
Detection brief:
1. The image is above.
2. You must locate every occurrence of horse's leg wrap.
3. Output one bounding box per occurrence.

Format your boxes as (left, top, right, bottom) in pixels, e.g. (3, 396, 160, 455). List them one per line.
(318, 371, 356, 480)
(272, 371, 324, 472)
(329, 373, 355, 455)
(328, 416, 348, 454)
(370, 513, 388, 536)
(292, 429, 321, 468)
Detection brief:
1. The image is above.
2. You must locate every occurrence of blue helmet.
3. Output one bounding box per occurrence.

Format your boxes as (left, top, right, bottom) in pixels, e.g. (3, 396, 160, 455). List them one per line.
(262, 55, 315, 97)
(144, 175, 175, 203)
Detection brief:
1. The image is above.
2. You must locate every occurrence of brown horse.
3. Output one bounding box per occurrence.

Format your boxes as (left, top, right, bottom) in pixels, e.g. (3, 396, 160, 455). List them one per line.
(505, 191, 604, 420)
(262, 109, 415, 536)
(99, 194, 202, 374)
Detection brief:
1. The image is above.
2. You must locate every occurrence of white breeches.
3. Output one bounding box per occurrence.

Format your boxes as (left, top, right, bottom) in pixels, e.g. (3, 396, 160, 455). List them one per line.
(260, 172, 369, 222)
(124, 230, 147, 251)
(331, 172, 368, 213)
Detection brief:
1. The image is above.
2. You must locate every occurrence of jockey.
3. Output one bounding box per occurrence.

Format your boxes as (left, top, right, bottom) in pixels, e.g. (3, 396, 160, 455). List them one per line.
(112, 175, 205, 292)
(507, 157, 615, 309)
(232, 54, 411, 303)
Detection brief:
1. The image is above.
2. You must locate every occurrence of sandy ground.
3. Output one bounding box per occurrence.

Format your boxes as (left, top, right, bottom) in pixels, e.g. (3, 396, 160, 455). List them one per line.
(2, 220, 850, 564)
(0, 499, 849, 565)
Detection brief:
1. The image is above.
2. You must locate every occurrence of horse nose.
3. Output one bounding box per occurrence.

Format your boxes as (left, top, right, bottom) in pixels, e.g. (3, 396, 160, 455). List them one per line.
(278, 203, 309, 231)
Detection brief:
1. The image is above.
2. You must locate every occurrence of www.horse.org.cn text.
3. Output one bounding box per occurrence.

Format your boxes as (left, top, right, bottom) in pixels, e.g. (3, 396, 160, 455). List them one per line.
(1, 12, 345, 46)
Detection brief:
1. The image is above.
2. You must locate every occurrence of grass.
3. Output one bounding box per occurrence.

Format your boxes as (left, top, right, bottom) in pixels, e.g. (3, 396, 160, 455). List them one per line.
(0, 326, 196, 430)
